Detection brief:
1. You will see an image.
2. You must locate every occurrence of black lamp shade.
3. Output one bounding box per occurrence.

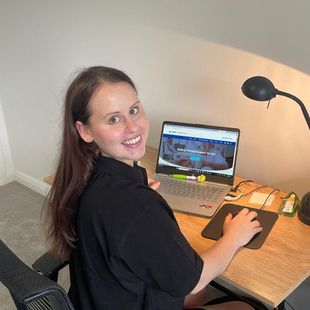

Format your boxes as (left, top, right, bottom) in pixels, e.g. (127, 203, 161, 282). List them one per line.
(241, 76, 277, 101)
(298, 192, 310, 226)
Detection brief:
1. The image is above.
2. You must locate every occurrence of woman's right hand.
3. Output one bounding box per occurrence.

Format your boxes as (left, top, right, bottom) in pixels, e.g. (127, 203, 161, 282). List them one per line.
(223, 208, 263, 248)
(192, 208, 263, 294)
(148, 178, 161, 190)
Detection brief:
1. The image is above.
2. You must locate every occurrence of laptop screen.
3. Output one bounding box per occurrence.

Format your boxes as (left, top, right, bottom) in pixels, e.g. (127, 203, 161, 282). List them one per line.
(155, 121, 240, 185)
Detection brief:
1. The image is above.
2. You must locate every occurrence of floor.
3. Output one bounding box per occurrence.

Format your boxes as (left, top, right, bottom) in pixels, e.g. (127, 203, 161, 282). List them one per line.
(0, 182, 309, 309)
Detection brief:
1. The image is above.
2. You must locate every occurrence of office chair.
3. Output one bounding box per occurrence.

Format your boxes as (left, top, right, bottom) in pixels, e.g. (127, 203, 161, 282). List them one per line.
(32, 251, 69, 283)
(0, 240, 272, 310)
(0, 239, 74, 310)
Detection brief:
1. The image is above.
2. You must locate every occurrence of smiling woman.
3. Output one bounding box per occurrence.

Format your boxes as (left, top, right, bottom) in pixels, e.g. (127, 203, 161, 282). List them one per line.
(42, 66, 258, 310)
(43, 66, 143, 260)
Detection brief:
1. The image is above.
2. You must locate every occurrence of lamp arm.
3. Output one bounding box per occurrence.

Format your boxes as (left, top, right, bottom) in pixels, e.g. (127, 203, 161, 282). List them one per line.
(276, 90, 310, 130)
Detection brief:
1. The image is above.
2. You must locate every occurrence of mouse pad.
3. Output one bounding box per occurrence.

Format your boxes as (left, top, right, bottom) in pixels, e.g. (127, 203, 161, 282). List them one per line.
(201, 204, 279, 249)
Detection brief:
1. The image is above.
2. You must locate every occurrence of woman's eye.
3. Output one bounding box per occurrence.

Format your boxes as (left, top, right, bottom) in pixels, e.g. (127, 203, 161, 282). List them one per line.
(129, 107, 139, 115)
(109, 116, 120, 124)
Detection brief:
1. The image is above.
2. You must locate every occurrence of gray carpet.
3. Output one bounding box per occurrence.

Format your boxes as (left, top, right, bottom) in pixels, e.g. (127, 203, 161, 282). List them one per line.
(0, 181, 69, 309)
(0, 181, 45, 262)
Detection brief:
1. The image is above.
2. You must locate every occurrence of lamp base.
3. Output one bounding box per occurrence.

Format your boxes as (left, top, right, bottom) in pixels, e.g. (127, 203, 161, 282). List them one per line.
(298, 192, 310, 226)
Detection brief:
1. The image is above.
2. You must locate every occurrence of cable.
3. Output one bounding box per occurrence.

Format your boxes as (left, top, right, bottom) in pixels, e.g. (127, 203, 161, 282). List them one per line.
(226, 182, 267, 202)
(241, 185, 267, 198)
(259, 188, 280, 210)
(225, 180, 254, 201)
(227, 181, 279, 207)
(224, 188, 243, 201)
(231, 179, 253, 192)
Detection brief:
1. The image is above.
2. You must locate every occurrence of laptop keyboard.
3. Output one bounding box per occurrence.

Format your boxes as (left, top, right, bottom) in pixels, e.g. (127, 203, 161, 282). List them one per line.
(153, 175, 226, 201)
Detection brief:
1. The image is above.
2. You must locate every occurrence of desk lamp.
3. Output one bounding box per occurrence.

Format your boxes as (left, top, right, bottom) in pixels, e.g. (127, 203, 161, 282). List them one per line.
(241, 76, 310, 226)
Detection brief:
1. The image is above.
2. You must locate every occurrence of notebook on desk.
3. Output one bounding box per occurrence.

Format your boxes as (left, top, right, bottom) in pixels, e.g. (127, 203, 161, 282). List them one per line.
(152, 121, 240, 217)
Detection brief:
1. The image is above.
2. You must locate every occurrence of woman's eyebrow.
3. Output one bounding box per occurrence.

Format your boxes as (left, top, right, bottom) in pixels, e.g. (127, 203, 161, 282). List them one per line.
(101, 101, 141, 119)
(129, 100, 140, 109)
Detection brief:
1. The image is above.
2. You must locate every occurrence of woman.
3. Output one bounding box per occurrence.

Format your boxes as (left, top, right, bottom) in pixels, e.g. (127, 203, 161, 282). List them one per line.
(43, 66, 262, 310)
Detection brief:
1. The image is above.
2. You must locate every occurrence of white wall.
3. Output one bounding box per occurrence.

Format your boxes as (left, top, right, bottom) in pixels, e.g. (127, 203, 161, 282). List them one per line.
(0, 0, 309, 197)
(0, 99, 14, 185)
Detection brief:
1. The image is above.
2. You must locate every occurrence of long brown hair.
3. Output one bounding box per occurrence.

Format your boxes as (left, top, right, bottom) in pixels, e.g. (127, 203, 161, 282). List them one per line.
(43, 66, 137, 259)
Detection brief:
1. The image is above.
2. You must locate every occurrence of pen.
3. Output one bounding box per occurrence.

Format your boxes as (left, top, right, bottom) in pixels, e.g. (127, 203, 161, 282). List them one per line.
(170, 174, 197, 181)
(170, 174, 206, 183)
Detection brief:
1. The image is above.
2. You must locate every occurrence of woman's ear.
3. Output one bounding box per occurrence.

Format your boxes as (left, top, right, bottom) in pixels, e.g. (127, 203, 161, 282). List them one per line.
(75, 121, 94, 143)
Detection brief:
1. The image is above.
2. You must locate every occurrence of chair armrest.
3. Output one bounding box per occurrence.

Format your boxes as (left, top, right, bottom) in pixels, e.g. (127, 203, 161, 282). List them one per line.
(32, 252, 69, 282)
(0, 240, 74, 309)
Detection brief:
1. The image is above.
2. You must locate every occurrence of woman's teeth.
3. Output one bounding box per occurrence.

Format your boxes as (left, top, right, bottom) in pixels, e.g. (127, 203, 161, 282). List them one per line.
(123, 135, 141, 145)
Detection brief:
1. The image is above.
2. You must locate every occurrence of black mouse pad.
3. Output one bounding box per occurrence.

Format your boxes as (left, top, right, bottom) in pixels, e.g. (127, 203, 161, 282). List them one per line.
(201, 203, 279, 249)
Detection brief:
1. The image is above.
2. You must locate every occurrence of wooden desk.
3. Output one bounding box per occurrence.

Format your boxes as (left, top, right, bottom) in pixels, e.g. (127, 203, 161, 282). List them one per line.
(45, 146, 310, 308)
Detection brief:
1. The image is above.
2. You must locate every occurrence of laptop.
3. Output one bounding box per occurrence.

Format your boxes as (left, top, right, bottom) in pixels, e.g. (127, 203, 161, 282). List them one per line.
(152, 121, 240, 217)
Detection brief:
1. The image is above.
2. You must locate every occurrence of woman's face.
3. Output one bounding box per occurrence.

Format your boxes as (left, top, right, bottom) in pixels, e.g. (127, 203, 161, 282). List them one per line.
(76, 82, 149, 165)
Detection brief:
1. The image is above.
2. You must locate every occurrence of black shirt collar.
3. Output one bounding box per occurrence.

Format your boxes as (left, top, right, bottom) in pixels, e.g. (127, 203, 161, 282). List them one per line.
(94, 156, 148, 185)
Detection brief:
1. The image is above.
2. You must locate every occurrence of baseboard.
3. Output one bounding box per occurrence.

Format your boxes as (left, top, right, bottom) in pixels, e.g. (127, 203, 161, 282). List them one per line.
(14, 170, 51, 196)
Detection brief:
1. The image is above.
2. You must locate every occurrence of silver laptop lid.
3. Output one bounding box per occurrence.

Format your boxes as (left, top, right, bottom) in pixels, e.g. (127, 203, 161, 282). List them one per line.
(155, 121, 240, 186)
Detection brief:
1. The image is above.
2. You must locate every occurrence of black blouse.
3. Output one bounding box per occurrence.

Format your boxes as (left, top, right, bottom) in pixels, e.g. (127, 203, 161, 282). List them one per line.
(69, 156, 203, 310)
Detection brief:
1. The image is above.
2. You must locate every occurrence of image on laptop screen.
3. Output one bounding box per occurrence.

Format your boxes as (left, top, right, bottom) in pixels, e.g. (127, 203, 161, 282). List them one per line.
(156, 121, 240, 185)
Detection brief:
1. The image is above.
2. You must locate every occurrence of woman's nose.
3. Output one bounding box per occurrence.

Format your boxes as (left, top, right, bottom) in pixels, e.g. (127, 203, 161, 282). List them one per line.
(125, 117, 138, 132)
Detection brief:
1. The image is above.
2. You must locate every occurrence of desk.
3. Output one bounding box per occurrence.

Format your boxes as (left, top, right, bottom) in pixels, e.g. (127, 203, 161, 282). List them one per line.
(45, 146, 310, 308)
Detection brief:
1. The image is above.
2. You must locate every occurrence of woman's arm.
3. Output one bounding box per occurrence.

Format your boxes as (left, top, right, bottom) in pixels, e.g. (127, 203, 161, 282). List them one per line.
(191, 208, 262, 294)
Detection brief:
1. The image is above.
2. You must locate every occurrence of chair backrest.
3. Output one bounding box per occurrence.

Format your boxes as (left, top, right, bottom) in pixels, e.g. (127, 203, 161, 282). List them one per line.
(0, 239, 74, 310)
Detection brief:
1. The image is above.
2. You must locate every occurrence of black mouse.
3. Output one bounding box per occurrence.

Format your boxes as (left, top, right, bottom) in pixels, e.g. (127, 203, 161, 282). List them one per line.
(228, 212, 239, 219)
(230, 211, 260, 222)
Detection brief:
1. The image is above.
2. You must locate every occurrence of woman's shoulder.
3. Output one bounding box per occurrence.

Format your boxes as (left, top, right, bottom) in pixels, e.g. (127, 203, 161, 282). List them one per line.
(76, 174, 175, 244)
(80, 171, 167, 216)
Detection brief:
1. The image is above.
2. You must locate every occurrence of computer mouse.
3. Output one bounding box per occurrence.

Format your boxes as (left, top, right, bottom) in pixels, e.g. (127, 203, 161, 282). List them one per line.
(230, 211, 259, 221)
(229, 212, 239, 219)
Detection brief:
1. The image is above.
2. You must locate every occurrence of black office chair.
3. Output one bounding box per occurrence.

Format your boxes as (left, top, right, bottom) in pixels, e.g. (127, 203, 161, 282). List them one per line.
(32, 251, 69, 283)
(0, 240, 272, 310)
(0, 239, 74, 310)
